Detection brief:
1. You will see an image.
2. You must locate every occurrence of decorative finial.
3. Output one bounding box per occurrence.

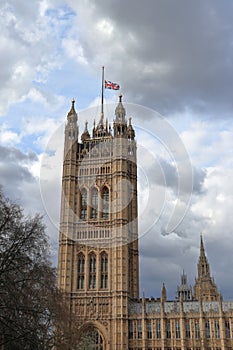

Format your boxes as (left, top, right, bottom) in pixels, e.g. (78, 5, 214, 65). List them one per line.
(119, 93, 122, 103)
(67, 97, 77, 118)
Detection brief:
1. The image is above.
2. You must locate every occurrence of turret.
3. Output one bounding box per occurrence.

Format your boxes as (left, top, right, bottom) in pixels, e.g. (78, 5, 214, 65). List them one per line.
(176, 270, 193, 301)
(127, 116, 135, 140)
(113, 94, 127, 137)
(161, 282, 167, 302)
(64, 99, 78, 151)
(81, 121, 90, 142)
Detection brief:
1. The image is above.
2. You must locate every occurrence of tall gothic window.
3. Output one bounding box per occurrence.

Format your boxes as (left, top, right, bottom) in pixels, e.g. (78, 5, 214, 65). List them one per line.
(166, 321, 171, 338)
(137, 321, 142, 339)
(186, 320, 190, 339)
(205, 321, 210, 338)
(176, 321, 180, 338)
(102, 187, 109, 219)
(215, 320, 220, 338)
(225, 320, 231, 339)
(91, 188, 98, 219)
(77, 253, 85, 289)
(101, 252, 108, 289)
(80, 189, 87, 220)
(156, 321, 161, 339)
(128, 320, 134, 339)
(89, 253, 96, 289)
(147, 321, 152, 339)
(195, 321, 200, 338)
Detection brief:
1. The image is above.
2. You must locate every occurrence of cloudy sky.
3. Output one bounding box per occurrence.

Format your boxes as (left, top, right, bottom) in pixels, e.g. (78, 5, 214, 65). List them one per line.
(1, 0, 233, 299)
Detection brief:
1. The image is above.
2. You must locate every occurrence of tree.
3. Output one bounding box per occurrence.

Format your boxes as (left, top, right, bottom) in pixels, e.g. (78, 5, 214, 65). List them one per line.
(0, 188, 58, 349)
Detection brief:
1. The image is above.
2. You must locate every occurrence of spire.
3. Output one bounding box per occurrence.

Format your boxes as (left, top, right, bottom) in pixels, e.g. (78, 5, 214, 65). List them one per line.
(181, 270, 187, 285)
(161, 282, 167, 302)
(81, 121, 90, 142)
(65, 98, 78, 146)
(200, 234, 205, 258)
(67, 98, 77, 120)
(193, 235, 220, 301)
(115, 93, 126, 123)
(113, 94, 127, 137)
(198, 234, 209, 278)
(127, 116, 135, 140)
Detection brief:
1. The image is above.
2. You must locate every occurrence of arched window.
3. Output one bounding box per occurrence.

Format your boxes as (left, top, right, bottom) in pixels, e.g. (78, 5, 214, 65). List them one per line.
(102, 187, 109, 219)
(77, 254, 85, 289)
(79, 328, 104, 350)
(89, 253, 96, 289)
(101, 252, 108, 289)
(80, 189, 87, 220)
(91, 188, 98, 219)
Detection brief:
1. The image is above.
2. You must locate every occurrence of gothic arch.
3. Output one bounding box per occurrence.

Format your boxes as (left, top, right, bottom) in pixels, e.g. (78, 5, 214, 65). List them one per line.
(77, 321, 108, 350)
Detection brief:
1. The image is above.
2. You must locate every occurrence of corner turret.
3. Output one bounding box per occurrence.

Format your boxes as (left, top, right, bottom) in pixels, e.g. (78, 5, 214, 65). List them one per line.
(113, 94, 127, 137)
(64, 99, 79, 151)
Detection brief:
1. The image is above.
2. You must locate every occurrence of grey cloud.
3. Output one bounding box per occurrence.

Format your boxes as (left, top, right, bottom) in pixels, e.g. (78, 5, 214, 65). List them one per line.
(0, 145, 37, 201)
(0, 0, 63, 115)
(143, 156, 206, 195)
(74, 0, 233, 117)
(0, 145, 38, 162)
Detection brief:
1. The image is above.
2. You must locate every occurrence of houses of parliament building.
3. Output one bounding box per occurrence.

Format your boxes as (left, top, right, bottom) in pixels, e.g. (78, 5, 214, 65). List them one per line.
(57, 95, 233, 349)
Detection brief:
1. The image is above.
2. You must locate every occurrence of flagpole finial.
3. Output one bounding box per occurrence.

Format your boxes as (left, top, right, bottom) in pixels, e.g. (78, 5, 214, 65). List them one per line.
(119, 93, 122, 102)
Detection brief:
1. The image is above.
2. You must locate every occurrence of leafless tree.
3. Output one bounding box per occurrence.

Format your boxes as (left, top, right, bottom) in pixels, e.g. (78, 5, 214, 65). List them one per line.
(0, 189, 61, 349)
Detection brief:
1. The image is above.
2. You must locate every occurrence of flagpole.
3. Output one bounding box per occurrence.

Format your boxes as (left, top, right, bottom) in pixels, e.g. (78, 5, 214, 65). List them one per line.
(101, 66, 104, 117)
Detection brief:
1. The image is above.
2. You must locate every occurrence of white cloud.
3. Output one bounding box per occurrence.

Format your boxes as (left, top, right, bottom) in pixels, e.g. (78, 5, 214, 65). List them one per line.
(0, 0, 69, 115)
(0, 124, 21, 146)
(62, 38, 88, 65)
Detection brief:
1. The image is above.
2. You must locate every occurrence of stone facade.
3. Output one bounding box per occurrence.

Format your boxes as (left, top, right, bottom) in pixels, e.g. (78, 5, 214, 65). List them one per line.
(57, 97, 233, 349)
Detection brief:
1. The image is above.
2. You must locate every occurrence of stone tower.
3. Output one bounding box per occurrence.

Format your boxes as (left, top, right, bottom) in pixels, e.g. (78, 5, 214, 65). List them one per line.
(194, 235, 220, 301)
(57, 95, 139, 349)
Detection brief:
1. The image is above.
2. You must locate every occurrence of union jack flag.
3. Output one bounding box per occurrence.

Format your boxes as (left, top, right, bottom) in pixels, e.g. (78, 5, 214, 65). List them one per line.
(105, 80, 120, 90)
